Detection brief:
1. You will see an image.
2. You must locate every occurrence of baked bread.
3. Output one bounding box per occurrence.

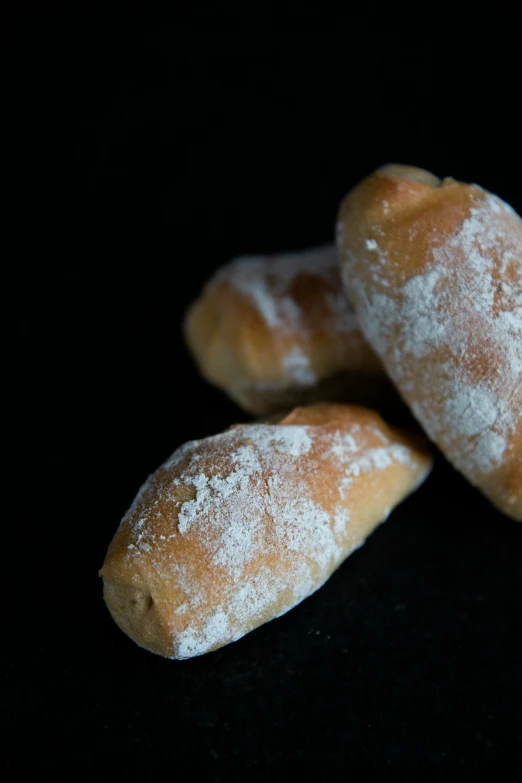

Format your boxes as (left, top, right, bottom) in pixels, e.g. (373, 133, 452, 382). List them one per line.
(100, 403, 432, 659)
(337, 165, 522, 520)
(184, 245, 394, 415)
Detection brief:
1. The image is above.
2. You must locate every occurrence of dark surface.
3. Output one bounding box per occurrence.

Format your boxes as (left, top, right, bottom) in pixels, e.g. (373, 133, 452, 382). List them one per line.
(7, 12, 521, 780)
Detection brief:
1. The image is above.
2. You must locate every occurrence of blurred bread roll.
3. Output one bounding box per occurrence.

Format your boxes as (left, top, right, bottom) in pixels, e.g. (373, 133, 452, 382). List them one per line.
(337, 165, 522, 520)
(100, 404, 432, 659)
(184, 245, 395, 414)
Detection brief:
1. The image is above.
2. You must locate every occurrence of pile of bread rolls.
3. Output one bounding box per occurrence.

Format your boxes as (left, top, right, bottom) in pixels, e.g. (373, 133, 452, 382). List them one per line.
(101, 165, 521, 660)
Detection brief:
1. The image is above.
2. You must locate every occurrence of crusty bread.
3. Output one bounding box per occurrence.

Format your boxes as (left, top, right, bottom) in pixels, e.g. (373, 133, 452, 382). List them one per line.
(100, 404, 432, 659)
(337, 165, 522, 520)
(184, 245, 395, 415)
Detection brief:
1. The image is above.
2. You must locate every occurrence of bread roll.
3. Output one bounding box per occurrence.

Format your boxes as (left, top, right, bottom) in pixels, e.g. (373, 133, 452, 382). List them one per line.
(337, 165, 522, 520)
(184, 245, 394, 415)
(101, 404, 432, 659)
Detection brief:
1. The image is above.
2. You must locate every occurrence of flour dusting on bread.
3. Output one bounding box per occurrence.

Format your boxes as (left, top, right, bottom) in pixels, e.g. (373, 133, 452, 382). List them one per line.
(184, 243, 388, 414)
(346, 194, 521, 481)
(216, 245, 340, 330)
(102, 407, 432, 658)
(214, 245, 360, 386)
(338, 167, 521, 518)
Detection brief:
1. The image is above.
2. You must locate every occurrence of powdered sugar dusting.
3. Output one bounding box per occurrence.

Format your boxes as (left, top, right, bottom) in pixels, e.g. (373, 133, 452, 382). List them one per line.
(119, 415, 429, 658)
(343, 190, 522, 482)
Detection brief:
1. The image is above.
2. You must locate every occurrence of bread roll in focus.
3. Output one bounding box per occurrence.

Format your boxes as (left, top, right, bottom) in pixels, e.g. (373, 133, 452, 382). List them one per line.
(337, 165, 521, 520)
(101, 404, 432, 658)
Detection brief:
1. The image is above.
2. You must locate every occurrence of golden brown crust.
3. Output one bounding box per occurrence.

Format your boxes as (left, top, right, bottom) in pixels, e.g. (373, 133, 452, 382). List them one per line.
(337, 165, 522, 520)
(184, 246, 392, 415)
(100, 403, 433, 659)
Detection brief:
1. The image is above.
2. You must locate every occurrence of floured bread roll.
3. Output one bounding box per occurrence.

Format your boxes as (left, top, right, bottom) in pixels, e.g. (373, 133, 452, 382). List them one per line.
(101, 404, 432, 659)
(184, 245, 393, 415)
(337, 164, 522, 520)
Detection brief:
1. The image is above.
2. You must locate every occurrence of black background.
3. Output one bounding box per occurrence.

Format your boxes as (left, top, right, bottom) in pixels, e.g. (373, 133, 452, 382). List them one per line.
(8, 9, 521, 780)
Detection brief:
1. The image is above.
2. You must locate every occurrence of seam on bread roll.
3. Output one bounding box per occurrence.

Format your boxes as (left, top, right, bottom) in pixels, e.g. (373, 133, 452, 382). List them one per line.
(100, 404, 433, 659)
